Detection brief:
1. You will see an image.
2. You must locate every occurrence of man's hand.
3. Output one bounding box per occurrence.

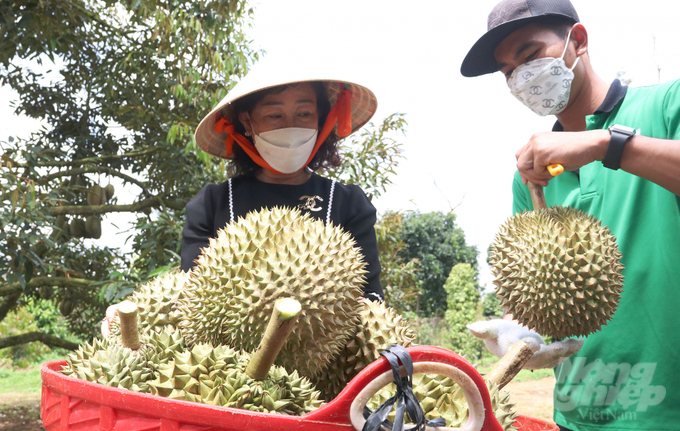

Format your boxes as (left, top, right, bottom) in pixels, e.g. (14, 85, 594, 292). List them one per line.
(515, 130, 609, 186)
(100, 304, 118, 338)
(467, 319, 583, 370)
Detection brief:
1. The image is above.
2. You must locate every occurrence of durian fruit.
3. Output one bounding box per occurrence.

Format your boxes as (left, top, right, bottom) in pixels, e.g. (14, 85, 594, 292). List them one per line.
(147, 343, 323, 414)
(61, 329, 185, 393)
(55, 214, 67, 230)
(62, 338, 153, 392)
(366, 375, 518, 431)
(312, 298, 417, 401)
(85, 216, 102, 239)
(109, 270, 190, 338)
(59, 298, 74, 316)
(490, 205, 624, 338)
(104, 184, 115, 202)
(178, 207, 367, 377)
(149, 298, 323, 415)
(87, 185, 104, 205)
(69, 218, 86, 238)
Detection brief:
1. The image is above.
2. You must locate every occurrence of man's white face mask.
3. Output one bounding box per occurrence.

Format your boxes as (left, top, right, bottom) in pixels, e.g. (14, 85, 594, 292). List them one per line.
(507, 28, 580, 116)
(252, 127, 318, 174)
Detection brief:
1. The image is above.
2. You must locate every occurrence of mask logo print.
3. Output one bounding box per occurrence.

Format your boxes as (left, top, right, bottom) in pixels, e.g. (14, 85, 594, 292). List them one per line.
(506, 27, 580, 116)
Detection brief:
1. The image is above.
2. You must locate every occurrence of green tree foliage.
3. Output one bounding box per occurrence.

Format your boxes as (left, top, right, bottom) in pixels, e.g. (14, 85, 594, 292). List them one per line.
(0, 304, 50, 368)
(483, 244, 503, 318)
(399, 211, 478, 316)
(443, 263, 483, 360)
(0, 297, 72, 367)
(482, 292, 503, 319)
(0, 0, 257, 347)
(374, 211, 419, 314)
(322, 113, 407, 200)
(413, 317, 452, 350)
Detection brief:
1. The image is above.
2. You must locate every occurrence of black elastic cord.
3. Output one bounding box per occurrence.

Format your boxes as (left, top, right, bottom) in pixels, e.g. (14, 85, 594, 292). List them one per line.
(361, 345, 447, 431)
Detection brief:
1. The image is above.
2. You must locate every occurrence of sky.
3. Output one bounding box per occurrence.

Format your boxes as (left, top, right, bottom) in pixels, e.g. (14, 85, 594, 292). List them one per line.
(2, 0, 679, 289)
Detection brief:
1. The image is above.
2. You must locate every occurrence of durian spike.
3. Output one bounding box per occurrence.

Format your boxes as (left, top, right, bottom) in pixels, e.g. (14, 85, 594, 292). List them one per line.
(528, 182, 548, 210)
(246, 298, 301, 381)
(485, 340, 534, 390)
(117, 301, 141, 350)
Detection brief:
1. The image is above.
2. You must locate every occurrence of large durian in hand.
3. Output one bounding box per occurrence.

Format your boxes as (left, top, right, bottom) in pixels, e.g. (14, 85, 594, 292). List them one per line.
(177, 207, 367, 377)
(312, 298, 417, 401)
(109, 269, 190, 338)
(490, 202, 624, 338)
(366, 375, 518, 431)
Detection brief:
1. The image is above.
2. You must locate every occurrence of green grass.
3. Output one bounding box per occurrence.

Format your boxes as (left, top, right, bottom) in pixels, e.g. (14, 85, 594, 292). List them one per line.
(476, 363, 554, 382)
(0, 367, 43, 393)
(0, 351, 68, 394)
(476, 353, 554, 383)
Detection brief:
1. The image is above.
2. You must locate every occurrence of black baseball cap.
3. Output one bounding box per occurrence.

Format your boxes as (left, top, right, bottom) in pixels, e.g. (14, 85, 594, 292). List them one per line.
(460, 0, 579, 77)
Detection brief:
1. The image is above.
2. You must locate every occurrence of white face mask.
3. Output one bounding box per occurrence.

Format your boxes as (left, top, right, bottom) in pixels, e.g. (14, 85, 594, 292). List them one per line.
(252, 127, 318, 174)
(507, 29, 580, 116)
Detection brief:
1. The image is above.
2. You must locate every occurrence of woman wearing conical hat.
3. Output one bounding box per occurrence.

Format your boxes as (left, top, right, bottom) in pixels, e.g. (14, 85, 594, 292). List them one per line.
(184, 60, 383, 301)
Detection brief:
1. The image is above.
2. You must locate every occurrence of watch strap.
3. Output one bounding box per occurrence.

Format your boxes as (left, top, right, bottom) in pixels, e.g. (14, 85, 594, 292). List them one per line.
(602, 129, 632, 170)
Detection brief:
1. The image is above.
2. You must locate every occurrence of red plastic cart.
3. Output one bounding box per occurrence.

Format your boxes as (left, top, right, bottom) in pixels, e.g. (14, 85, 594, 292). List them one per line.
(41, 345, 558, 431)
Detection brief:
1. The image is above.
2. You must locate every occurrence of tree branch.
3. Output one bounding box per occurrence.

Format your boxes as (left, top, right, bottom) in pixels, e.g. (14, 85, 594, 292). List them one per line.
(18, 147, 161, 168)
(0, 332, 79, 351)
(0, 277, 95, 298)
(48, 193, 187, 216)
(40, 166, 151, 197)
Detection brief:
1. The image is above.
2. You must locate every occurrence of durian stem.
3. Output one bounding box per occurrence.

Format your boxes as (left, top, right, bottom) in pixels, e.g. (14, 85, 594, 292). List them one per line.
(485, 340, 534, 389)
(246, 298, 301, 380)
(528, 182, 548, 210)
(117, 300, 141, 350)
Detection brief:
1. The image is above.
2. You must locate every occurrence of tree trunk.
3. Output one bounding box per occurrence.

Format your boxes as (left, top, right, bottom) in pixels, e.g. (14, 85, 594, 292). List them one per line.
(0, 292, 21, 324)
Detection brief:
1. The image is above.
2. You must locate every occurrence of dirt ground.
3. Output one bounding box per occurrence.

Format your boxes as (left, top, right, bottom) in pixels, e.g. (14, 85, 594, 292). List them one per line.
(505, 376, 556, 422)
(0, 393, 45, 431)
(0, 377, 556, 430)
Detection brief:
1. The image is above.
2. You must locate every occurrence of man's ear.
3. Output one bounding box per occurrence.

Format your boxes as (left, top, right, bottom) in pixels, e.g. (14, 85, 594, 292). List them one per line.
(238, 112, 253, 136)
(571, 23, 589, 57)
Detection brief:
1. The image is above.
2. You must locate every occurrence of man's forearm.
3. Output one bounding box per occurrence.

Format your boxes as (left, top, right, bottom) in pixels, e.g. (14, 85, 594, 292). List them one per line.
(620, 135, 680, 196)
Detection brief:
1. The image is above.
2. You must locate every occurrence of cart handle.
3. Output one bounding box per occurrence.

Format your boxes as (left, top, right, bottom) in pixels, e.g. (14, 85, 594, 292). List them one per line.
(349, 361, 486, 431)
(302, 346, 504, 431)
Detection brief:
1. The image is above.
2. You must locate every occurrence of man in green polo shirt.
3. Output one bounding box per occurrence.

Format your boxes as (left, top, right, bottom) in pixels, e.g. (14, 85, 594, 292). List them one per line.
(461, 0, 680, 430)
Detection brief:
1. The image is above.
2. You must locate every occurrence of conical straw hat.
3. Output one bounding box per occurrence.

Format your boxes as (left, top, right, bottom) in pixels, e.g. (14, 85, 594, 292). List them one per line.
(195, 56, 378, 159)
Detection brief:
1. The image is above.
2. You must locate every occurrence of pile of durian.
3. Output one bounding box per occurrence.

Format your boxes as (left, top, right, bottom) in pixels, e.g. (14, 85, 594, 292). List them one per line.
(61, 207, 518, 429)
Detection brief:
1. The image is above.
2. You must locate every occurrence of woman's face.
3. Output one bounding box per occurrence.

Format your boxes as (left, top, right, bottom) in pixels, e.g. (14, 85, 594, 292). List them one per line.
(240, 83, 319, 136)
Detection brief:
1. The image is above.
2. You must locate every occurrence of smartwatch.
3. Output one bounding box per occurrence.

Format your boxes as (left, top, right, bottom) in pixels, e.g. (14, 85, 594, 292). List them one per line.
(602, 124, 636, 170)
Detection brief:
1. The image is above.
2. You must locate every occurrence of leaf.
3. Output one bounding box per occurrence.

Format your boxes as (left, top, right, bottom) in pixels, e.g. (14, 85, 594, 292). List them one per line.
(148, 265, 172, 277)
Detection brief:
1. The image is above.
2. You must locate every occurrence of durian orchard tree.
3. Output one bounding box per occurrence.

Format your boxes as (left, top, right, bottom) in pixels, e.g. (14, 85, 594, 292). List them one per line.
(443, 263, 483, 360)
(0, 0, 259, 348)
(0, 0, 409, 352)
(398, 211, 478, 317)
(372, 210, 419, 314)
